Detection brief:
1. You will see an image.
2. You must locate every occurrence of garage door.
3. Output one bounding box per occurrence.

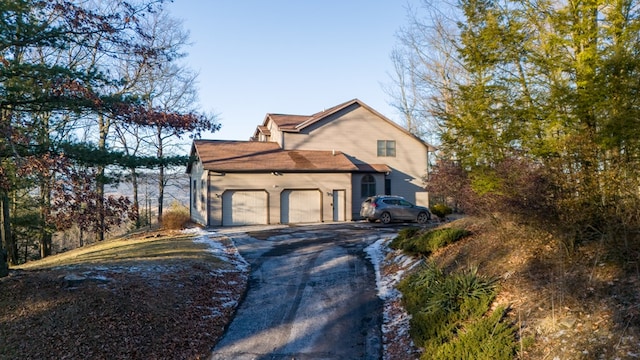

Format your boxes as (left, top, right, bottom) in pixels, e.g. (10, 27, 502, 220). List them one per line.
(222, 190, 268, 226)
(281, 189, 321, 224)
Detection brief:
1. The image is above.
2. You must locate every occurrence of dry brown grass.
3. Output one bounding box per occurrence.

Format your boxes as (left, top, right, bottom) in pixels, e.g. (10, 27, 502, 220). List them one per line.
(429, 217, 640, 359)
(0, 231, 247, 360)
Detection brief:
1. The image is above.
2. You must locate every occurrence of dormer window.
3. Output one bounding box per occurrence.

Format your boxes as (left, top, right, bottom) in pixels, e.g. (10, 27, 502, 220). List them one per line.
(377, 140, 396, 157)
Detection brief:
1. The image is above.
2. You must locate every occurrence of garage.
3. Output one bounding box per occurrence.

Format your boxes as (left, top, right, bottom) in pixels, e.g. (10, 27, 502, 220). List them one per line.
(222, 190, 268, 226)
(281, 189, 322, 224)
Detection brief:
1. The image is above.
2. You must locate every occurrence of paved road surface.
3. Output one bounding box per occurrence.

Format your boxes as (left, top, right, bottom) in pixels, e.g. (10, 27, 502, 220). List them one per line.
(210, 223, 398, 360)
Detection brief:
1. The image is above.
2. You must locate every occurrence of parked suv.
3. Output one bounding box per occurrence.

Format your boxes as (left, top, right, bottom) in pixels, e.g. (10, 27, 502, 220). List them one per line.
(360, 195, 431, 224)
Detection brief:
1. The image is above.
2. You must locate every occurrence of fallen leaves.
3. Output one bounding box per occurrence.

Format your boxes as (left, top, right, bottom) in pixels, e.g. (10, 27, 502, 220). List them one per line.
(0, 261, 247, 360)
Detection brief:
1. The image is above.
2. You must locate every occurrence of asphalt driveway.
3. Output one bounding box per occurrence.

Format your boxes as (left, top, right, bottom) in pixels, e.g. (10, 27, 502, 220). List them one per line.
(209, 223, 399, 360)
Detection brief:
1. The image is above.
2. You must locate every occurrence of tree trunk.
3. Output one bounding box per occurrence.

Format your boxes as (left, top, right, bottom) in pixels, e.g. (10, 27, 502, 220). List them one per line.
(131, 167, 141, 228)
(96, 165, 105, 241)
(2, 190, 18, 266)
(156, 126, 164, 225)
(39, 178, 52, 259)
(96, 113, 109, 241)
(0, 191, 11, 277)
(157, 165, 164, 225)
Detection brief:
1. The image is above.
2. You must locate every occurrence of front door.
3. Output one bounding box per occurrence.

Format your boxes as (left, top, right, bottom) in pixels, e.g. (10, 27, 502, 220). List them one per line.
(332, 190, 345, 221)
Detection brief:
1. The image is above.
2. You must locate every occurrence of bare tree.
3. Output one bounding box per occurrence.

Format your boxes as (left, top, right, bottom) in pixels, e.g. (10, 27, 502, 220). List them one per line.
(113, 10, 218, 225)
(385, 1, 464, 147)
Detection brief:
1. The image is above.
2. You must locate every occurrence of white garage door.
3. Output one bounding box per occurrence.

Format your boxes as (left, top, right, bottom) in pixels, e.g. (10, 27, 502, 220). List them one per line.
(222, 190, 268, 226)
(281, 189, 321, 224)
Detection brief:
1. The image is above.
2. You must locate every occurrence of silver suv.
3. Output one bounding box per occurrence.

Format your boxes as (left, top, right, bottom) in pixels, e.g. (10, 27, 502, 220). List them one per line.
(360, 195, 431, 224)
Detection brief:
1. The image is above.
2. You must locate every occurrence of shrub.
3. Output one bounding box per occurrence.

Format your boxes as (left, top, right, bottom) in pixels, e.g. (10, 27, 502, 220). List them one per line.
(389, 227, 420, 250)
(161, 204, 191, 230)
(397, 263, 515, 359)
(425, 228, 471, 252)
(432, 306, 516, 360)
(391, 227, 471, 256)
(430, 203, 453, 220)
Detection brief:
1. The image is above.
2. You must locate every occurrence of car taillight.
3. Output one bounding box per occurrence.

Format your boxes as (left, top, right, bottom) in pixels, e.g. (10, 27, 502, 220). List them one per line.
(371, 202, 378, 208)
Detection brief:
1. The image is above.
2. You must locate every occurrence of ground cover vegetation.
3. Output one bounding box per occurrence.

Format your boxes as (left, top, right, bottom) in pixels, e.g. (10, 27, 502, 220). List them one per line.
(0, 0, 219, 273)
(391, 226, 471, 255)
(0, 230, 246, 359)
(386, 0, 640, 357)
(392, 227, 517, 359)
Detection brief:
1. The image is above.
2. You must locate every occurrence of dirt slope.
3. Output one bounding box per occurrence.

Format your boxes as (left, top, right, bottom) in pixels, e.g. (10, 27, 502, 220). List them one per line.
(429, 217, 640, 359)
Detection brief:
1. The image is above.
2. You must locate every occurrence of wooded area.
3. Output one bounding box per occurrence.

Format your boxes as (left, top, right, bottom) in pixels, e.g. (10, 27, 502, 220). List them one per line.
(0, 0, 219, 275)
(390, 0, 640, 250)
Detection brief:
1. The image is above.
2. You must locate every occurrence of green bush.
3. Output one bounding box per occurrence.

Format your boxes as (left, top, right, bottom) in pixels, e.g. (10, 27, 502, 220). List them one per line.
(389, 227, 421, 250)
(397, 263, 516, 359)
(432, 306, 516, 360)
(391, 227, 471, 256)
(431, 203, 453, 220)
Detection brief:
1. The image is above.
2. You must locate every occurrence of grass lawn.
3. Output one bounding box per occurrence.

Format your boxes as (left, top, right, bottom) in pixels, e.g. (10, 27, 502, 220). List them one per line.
(0, 230, 247, 360)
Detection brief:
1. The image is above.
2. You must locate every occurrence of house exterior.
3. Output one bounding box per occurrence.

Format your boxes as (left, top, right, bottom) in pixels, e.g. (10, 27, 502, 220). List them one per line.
(187, 99, 436, 226)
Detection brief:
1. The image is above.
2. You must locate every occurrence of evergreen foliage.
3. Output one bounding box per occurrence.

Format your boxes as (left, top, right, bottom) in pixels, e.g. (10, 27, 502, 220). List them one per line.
(393, 0, 640, 248)
(390, 227, 471, 256)
(0, 0, 219, 269)
(397, 262, 515, 359)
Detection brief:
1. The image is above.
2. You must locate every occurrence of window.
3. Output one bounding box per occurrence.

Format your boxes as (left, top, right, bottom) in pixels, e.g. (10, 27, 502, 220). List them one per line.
(192, 180, 197, 207)
(200, 180, 206, 211)
(361, 174, 376, 198)
(377, 140, 396, 157)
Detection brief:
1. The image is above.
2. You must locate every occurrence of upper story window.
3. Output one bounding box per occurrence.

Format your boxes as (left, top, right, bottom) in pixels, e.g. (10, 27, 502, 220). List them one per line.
(377, 140, 396, 157)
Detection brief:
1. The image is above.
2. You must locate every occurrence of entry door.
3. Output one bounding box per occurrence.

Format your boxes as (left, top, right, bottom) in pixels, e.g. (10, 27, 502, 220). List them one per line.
(332, 190, 345, 221)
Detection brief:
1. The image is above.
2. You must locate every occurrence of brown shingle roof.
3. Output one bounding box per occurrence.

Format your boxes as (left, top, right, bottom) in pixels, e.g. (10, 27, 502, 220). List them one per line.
(264, 99, 358, 132)
(355, 163, 392, 173)
(266, 114, 309, 130)
(261, 100, 437, 152)
(192, 140, 359, 172)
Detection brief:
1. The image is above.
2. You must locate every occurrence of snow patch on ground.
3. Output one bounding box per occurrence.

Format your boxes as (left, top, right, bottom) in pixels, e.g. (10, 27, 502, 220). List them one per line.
(365, 234, 422, 360)
(365, 237, 399, 300)
(190, 228, 249, 272)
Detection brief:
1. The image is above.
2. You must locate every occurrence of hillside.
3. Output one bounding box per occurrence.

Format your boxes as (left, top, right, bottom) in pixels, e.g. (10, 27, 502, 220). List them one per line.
(418, 217, 640, 359)
(0, 229, 247, 360)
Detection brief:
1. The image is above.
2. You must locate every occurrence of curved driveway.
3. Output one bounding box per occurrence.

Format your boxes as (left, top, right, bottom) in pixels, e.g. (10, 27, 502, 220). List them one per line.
(210, 223, 398, 360)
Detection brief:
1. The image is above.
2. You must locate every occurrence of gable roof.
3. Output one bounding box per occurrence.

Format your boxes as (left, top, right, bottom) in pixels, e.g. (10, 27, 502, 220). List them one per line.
(261, 99, 437, 151)
(189, 140, 360, 173)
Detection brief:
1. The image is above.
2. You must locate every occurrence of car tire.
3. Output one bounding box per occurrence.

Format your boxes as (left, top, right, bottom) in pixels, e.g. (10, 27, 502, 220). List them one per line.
(417, 212, 429, 224)
(380, 212, 392, 224)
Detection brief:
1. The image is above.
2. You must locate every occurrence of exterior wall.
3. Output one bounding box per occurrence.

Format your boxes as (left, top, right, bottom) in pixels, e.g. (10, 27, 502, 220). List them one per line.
(282, 105, 430, 212)
(207, 172, 352, 226)
(266, 119, 284, 147)
(188, 160, 208, 226)
(351, 172, 386, 219)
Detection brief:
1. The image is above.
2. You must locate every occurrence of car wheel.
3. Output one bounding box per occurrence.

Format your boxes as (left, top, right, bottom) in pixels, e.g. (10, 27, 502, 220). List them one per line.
(380, 212, 392, 224)
(417, 212, 429, 224)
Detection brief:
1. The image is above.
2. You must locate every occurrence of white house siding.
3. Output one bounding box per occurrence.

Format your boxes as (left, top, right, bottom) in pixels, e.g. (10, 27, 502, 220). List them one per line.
(282, 105, 430, 211)
(266, 119, 284, 148)
(188, 161, 208, 226)
(207, 172, 352, 226)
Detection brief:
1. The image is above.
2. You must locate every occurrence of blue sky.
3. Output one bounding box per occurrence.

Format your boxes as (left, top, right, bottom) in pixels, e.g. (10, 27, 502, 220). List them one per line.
(166, 1, 413, 141)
